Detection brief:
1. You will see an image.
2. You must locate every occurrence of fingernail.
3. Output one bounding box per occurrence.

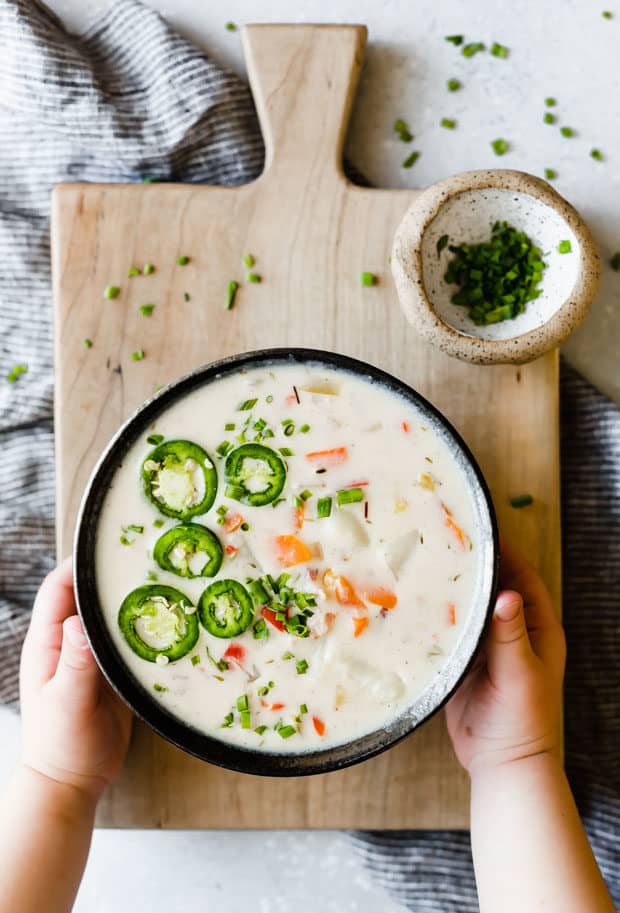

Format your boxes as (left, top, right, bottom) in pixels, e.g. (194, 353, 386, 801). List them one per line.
(64, 616, 90, 651)
(494, 593, 522, 622)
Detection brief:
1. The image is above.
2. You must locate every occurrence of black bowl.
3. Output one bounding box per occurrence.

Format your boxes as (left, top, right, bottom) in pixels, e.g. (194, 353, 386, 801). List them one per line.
(74, 348, 499, 776)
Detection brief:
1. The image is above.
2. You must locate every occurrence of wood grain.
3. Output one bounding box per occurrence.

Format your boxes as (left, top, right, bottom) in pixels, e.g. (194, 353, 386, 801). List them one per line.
(51, 24, 561, 829)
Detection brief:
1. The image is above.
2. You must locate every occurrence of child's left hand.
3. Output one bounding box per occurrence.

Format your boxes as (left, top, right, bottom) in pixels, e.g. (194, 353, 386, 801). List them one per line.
(20, 558, 132, 801)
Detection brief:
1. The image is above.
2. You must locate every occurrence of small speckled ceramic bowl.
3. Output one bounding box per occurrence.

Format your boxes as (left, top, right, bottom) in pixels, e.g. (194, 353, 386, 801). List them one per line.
(391, 170, 600, 365)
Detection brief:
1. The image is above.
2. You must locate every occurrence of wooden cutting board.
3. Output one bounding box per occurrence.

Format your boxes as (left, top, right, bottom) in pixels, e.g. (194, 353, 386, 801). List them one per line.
(51, 24, 561, 829)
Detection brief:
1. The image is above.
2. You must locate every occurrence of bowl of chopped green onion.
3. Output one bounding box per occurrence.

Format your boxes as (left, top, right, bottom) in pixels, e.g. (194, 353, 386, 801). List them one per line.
(391, 169, 600, 364)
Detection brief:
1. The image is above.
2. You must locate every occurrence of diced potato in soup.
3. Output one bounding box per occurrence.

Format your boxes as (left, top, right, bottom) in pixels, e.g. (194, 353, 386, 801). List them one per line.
(95, 364, 480, 752)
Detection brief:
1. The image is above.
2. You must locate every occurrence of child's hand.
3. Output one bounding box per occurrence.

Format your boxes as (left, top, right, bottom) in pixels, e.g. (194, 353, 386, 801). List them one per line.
(446, 540, 565, 777)
(19, 559, 132, 801)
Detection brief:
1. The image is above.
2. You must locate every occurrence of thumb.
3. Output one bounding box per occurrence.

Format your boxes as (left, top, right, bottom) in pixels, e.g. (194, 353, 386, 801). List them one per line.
(486, 590, 533, 685)
(52, 616, 100, 709)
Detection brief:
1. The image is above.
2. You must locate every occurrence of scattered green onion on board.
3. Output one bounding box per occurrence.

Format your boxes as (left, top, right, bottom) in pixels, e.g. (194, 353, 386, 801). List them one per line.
(491, 138, 509, 156)
(444, 34, 464, 45)
(360, 271, 377, 286)
(83, 338, 93, 348)
(558, 240, 572, 254)
(440, 118, 457, 129)
(510, 494, 534, 508)
(103, 285, 120, 299)
(183, 292, 190, 302)
(247, 272, 261, 283)
(140, 304, 155, 316)
(490, 42, 509, 58)
(225, 21, 237, 31)
(602, 10, 613, 18)
(545, 97, 557, 107)
(143, 263, 155, 275)
(147, 433, 164, 445)
(317, 496, 332, 518)
(560, 126, 575, 137)
(226, 280, 239, 310)
(447, 78, 461, 91)
(543, 112, 556, 125)
(243, 253, 255, 268)
(128, 266, 140, 277)
(590, 148, 604, 161)
(462, 41, 485, 57)
(153, 683, 168, 693)
(296, 659, 309, 675)
(443, 221, 546, 326)
(544, 168, 558, 180)
(278, 725, 297, 739)
(337, 487, 364, 505)
(177, 255, 190, 266)
(131, 349, 145, 361)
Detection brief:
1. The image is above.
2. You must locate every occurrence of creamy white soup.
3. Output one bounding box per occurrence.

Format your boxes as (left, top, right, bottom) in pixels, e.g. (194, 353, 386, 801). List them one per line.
(95, 364, 480, 752)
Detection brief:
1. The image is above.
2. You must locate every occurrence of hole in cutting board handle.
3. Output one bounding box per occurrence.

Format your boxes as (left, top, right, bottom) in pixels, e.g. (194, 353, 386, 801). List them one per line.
(242, 24, 367, 184)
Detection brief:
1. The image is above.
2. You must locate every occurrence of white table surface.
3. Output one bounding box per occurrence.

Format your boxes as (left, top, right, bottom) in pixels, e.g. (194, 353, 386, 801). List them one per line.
(2, 1, 617, 910)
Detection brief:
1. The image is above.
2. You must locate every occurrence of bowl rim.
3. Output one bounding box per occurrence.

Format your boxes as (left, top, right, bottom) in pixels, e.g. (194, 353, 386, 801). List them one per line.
(73, 346, 499, 777)
(391, 169, 600, 365)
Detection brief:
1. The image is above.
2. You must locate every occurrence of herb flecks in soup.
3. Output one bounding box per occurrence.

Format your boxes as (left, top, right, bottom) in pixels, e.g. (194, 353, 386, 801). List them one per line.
(96, 365, 480, 752)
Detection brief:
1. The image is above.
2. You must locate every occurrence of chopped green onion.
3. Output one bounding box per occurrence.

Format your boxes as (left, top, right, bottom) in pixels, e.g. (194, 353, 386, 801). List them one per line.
(153, 518, 164, 528)
(240, 521, 250, 531)
(402, 150, 420, 168)
(317, 496, 332, 518)
(490, 42, 509, 58)
(139, 303, 155, 316)
(143, 263, 155, 275)
(147, 433, 164, 445)
(602, 9, 613, 17)
(191, 655, 201, 666)
(146, 571, 158, 581)
(491, 138, 509, 155)
(225, 21, 237, 30)
(257, 685, 269, 696)
(393, 118, 413, 142)
(299, 703, 308, 715)
(83, 338, 93, 348)
(153, 683, 168, 693)
(444, 220, 547, 325)
(296, 659, 309, 675)
(216, 505, 228, 516)
(299, 423, 310, 433)
(510, 494, 533, 508)
(128, 266, 140, 277)
(131, 349, 145, 361)
(560, 126, 575, 137)
(278, 725, 296, 739)
(221, 712, 234, 728)
(236, 694, 249, 712)
(247, 272, 261, 283)
(243, 253, 255, 268)
(119, 535, 133, 546)
(610, 252, 620, 271)
(216, 440, 232, 457)
(253, 617, 268, 642)
(543, 112, 556, 124)
(238, 398, 258, 411)
(224, 423, 235, 431)
(266, 394, 274, 403)
(590, 148, 604, 161)
(440, 118, 457, 129)
(447, 78, 461, 91)
(226, 280, 239, 310)
(254, 725, 268, 735)
(544, 168, 558, 180)
(177, 255, 190, 265)
(445, 34, 464, 45)
(360, 271, 377, 286)
(545, 97, 557, 107)
(437, 234, 449, 257)
(299, 489, 313, 501)
(103, 285, 120, 299)
(183, 292, 190, 302)
(337, 487, 364, 505)
(282, 651, 295, 660)
(462, 41, 485, 57)
(240, 710, 251, 729)
(279, 447, 294, 457)
(126, 524, 144, 534)
(558, 240, 572, 254)
(284, 423, 295, 437)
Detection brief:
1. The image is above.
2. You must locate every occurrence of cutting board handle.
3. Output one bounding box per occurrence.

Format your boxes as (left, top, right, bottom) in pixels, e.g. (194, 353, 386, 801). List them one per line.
(242, 24, 367, 184)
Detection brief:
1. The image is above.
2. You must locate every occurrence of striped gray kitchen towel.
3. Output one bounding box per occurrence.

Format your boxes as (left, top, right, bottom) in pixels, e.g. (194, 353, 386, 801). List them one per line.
(0, 1, 617, 910)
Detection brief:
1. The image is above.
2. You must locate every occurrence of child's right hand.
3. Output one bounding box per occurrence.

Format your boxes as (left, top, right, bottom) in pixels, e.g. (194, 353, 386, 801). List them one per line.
(20, 558, 132, 801)
(446, 540, 566, 777)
